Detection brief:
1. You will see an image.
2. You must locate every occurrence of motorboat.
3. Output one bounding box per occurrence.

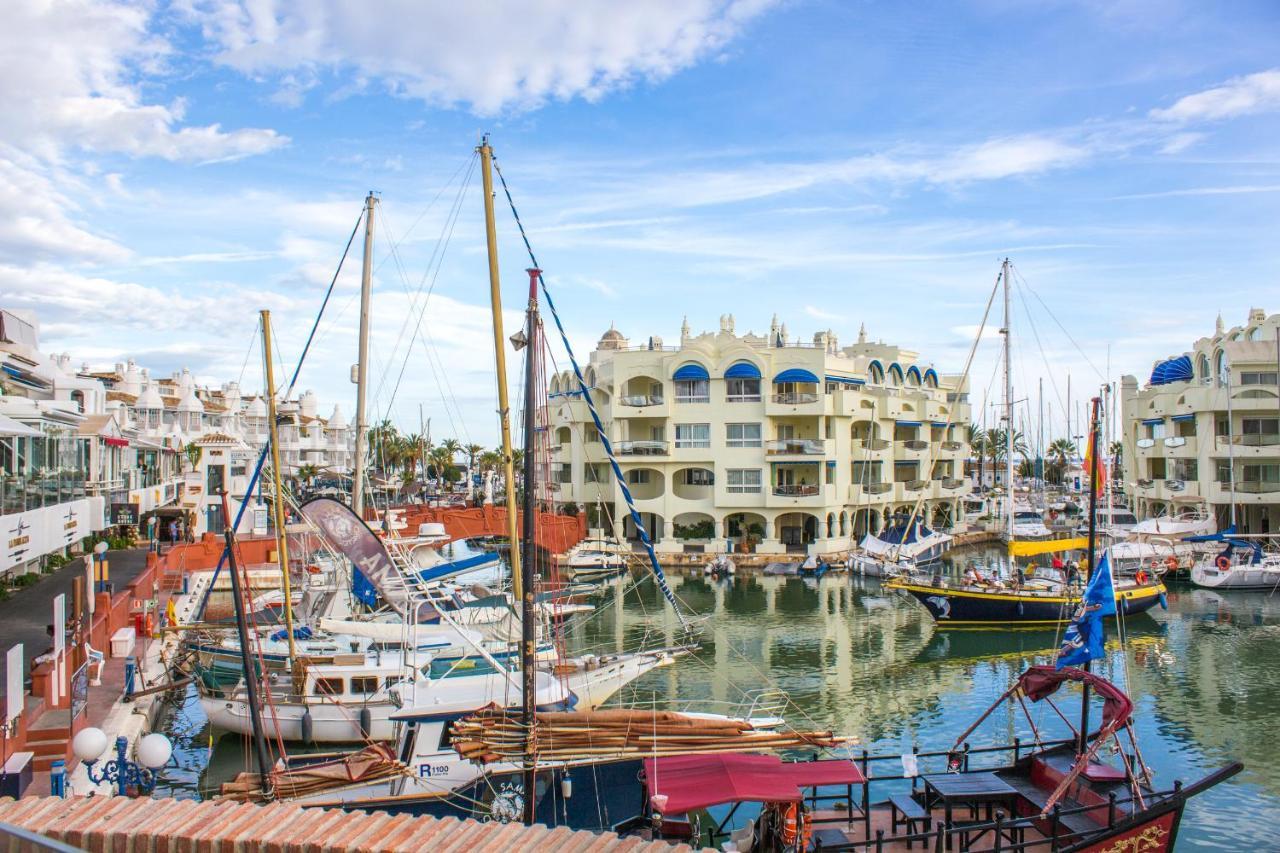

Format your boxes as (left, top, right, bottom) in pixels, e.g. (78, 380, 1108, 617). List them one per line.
(561, 537, 631, 581)
(704, 554, 736, 576)
(851, 515, 951, 577)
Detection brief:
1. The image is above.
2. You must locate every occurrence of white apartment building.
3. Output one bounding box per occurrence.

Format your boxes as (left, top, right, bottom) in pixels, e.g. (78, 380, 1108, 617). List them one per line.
(1121, 308, 1280, 533)
(548, 316, 972, 557)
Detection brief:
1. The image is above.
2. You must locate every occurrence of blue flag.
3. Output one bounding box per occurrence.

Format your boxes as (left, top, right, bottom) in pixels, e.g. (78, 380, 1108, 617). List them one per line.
(1056, 552, 1116, 669)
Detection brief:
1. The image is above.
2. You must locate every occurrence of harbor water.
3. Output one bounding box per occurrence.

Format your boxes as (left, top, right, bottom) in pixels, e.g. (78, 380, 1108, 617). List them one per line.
(153, 548, 1276, 849)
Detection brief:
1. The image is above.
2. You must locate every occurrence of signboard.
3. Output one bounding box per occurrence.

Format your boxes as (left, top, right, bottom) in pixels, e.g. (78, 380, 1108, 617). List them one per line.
(298, 498, 409, 616)
(252, 505, 269, 534)
(5, 645, 22, 725)
(0, 498, 106, 575)
(110, 502, 140, 526)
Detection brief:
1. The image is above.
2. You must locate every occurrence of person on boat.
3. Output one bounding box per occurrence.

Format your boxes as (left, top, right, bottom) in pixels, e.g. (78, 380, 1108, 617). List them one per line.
(1051, 554, 1065, 571)
(963, 564, 986, 586)
(1066, 560, 1080, 588)
(1013, 562, 1027, 589)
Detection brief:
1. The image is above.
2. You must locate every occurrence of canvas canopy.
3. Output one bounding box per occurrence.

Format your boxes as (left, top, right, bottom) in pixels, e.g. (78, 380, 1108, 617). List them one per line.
(643, 753, 864, 814)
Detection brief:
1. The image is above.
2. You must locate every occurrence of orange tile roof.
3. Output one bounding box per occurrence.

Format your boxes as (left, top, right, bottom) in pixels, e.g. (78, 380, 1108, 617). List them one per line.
(0, 797, 701, 852)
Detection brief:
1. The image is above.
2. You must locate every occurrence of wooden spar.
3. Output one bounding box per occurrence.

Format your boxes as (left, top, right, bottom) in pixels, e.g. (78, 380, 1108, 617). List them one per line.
(351, 192, 376, 515)
(260, 309, 296, 662)
(519, 266, 540, 825)
(477, 137, 523, 603)
(1079, 394, 1103, 755)
(219, 491, 273, 795)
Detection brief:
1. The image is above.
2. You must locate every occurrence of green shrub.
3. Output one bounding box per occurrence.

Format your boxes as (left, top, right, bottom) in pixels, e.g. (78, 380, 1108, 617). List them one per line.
(13, 572, 42, 588)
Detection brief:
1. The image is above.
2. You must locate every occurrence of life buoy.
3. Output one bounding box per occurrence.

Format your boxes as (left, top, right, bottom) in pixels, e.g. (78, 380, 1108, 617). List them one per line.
(780, 803, 799, 846)
(1149, 560, 1162, 574)
(1164, 556, 1178, 572)
(306, 564, 322, 574)
(1215, 555, 1231, 572)
(144, 612, 155, 637)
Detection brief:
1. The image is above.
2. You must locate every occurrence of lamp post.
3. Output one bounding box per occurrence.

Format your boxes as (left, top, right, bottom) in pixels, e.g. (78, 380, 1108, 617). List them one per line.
(92, 540, 109, 594)
(72, 727, 171, 796)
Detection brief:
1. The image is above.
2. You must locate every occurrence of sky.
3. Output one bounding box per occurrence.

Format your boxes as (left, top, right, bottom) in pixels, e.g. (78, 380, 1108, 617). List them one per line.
(2, 0, 1279, 448)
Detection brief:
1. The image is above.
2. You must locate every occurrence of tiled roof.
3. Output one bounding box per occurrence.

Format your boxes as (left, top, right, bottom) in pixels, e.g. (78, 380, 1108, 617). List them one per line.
(0, 796, 701, 852)
(106, 390, 138, 404)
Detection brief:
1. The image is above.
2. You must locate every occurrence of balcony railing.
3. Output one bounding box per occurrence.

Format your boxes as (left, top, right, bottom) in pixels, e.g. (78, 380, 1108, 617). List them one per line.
(615, 440, 669, 456)
(726, 393, 762, 403)
(620, 395, 664, 407)
(853, 438, 890, 451)
(861, 482, 892, 495)
(771, 392, 819, 405)
(765, 438, 825, 455)
(1137, 478, 1155, 488)
(1238, 480, 1280, 493)
(941, 441, 963, 451)
(773, 483, 820, 497)
(941, 478, 965, 489)
(1, 474, 89, 515)
(674, 394, 710, 404)
(900, 439, 929, 451)
(1165, 479, 1186, 491)
(1218, 434, 1280, 446)
(903, 479, 929, 491)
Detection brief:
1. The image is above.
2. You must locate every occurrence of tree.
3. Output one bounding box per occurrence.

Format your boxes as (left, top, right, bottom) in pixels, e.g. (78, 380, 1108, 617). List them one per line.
(985, 428, 1030, 486)
(295, 463, 320, 489)
(1109, 440, 1124, 481)
(1046, 438, 1076, 485)
(183, 442, 202, 472)
(464, 443, 485, 477)
(966, 424, 990, 489)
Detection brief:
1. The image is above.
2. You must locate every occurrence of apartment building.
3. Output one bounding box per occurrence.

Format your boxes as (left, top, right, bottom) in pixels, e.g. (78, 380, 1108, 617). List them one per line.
(1121, 308, 1280, 533)
(548, 316, 971, 556)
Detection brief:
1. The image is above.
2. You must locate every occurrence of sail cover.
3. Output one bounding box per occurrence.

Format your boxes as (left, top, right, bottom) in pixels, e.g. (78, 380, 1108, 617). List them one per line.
(299, 497, 410, 616)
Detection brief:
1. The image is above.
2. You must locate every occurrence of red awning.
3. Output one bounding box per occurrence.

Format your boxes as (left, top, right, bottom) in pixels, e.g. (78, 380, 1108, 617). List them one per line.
(1018, 665, 1134, 728)
(103, 437, 129, 448)
(643, 753, 865, 814)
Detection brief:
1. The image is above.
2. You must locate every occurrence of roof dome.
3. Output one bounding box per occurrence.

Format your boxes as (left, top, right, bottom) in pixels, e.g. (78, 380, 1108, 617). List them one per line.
(136, 382, 163, 410)
(598, 325, 627, 350)
(176, 388, 204, 413)
(327, 404, 347, 430)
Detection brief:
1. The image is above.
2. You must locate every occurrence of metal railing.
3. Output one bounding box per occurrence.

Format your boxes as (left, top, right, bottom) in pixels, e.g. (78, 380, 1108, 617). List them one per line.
(853, 438, 890, 452)
(903, 479, 929, 490)
(941, 441, 963, 451)
(772, 392, 819, 404)
(615, 440, 669, 456)
(1237, 480, 1280, 493)
(1, 474, 89, 514)
(773, 483, 820, 496)
(861, 482, 892, 495)
(1218, 433, 1280, 446)
(726, 393, 762, 403)
(620, 395, 664, 407)
(766, 438, 825, 455)
(899, 439, 929, 451)
(675, 394, 710, 404)
(941, 478, 965, 489)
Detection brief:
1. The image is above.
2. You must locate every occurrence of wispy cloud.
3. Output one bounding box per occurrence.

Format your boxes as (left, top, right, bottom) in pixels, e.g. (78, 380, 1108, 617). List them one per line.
(1113, 184, 1280, 200)
(1150, 69, 1280, 123)
(804, 305, 844, 321)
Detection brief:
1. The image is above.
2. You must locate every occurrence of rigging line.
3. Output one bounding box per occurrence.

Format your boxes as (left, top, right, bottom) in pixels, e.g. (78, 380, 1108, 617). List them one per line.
(1009, 263, 1106, 382)
(488, 149, 686, 626)
(235, 325, 259, 390)
(366, 152, 474, 280)
(1014, 279, 1068, 433)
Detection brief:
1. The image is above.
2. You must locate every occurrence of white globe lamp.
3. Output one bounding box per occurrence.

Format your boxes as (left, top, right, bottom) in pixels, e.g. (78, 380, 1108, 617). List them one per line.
(93, 540, 109, 556)
(136, 733, 172, 769)
(72, 727, 109, 763)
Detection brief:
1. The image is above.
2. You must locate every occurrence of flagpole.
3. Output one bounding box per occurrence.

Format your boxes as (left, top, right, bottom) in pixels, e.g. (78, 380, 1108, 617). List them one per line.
(1078, 394, 1103, 756)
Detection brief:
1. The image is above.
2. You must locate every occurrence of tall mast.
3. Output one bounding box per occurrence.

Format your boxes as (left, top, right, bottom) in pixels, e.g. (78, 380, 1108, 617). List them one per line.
(1038, 377, 1044, 488)
(519, 267, 541, 825)
(259, 310, 296, 662)
(352, 192, 377, 515)
(1079, 394, 1103, 755)
(478, 138, 524, 602)
(1001, 258, 1014, 542)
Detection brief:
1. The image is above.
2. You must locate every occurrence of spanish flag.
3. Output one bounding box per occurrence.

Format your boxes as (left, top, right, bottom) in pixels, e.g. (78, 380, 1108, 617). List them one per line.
(1082, 432, 1107, 494)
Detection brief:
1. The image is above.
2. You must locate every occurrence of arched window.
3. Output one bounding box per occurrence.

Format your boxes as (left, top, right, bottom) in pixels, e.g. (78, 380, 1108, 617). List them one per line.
(1247, 327, 1260, 341)
(1214, 350, 1227, 387)
(906, 366, 922, 387)
(1197, 354, 1210, 384)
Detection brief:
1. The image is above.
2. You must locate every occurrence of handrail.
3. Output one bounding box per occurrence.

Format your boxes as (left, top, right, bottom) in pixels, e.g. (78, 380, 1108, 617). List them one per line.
(765, 438, 825, 455)
(774, 483, 820, 496)
(772, 392, 819, 404)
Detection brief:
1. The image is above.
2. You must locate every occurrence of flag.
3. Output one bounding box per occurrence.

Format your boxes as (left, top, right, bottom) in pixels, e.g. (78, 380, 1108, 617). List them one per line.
(1056, 552, 1116, 669)
(1082, 434, 1107, 494)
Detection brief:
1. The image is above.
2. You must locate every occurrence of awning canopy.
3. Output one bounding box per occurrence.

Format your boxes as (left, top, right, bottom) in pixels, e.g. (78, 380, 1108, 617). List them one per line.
(825, 375, 865, 386)
(644, 754, 865, 814)
(1149, 355, 1193, 387)
(673, 363, 709, 381)
(1140, 418, 1164, 426)
(896, 420, 922, 427)
(1171, 414, 1195, 422)
(724, 361, 761, 379)
(0, 414, 41, 438)
(1007, 537, 1088, 558)
(774, 368, 819, 384)
(1019, 665, 1134, 729)
(930, 421, 948, 428)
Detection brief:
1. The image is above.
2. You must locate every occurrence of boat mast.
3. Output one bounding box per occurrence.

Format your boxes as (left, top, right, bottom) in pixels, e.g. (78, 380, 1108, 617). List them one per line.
(1078, 393, 1103, 755)
(352, 192, 377, 516)
(478, 137, 524, 602)
(519, 267, 541, 825)
(219, 492, 272, 794)
(260, 310, 297, 662)
(1001, 258, 1014, 542)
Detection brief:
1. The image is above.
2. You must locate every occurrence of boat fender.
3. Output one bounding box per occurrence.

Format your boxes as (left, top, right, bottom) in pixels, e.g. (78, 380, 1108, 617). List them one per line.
(1164, 556, 1178, 572)
(301, 709, 314, 745)
(359, 706, 373, 739)
(1215, 555, 1231, 571)
(561, 772, 573, 800)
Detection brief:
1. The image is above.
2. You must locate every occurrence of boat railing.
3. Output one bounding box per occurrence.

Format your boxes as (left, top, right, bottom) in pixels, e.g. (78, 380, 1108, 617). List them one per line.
(891, 576, 1071, 597)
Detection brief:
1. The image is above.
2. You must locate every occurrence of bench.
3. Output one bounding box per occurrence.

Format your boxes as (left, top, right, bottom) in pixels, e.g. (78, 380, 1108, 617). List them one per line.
(889, 793, 930, 848)
(1001, 775, 1100, 837)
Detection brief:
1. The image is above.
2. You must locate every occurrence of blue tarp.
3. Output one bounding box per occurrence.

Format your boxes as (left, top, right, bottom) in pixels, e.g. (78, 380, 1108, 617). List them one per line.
(879, 518, 934, 545)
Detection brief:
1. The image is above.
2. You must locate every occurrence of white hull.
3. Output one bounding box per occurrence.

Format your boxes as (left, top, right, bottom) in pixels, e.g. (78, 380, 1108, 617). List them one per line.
(1191, 558, 1280, 590)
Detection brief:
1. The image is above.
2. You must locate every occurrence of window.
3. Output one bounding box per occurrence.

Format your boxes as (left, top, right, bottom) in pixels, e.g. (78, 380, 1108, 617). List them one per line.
(852, 461, 883, 483)
(1243, 418, 1280, 436)
(1176, 420, 1196, 437)
(726, 423, 762, 447)
(207, 464, 225, 494)
(1172, 460, 1198, 481)
(585, 464, 607, 483)
(726, 378, 761, 401)
(675, 423, 711, 448)
(675, 379, 709, 403)
(825, 463, 835, 485)
(726, 468, 762, 493)
(1216, 459, 1231, 483)
(585, 429, 600, 443)
(1242, 464, 1280, 484)
(230, 464, 246, 477)
(681, 468, 714, 486)
(1149, 458, 1166, 479)
(627, 469, 651, 485)
(350, 676, 379, 694)
(1241, 372, 1279, 386)
(315, 677, 344, 696)
(893, 462, 919, 483)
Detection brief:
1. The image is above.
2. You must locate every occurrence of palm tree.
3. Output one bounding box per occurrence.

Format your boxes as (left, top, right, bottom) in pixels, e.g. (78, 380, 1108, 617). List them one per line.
(428, 446, 455, 483)
(966, 424, 990, 489)
(1108, 440, 1124, 482)
(1046, 438, 1076, 485)
(464, 443, 484, 476)
(295, 463, 320, 489)
(986, 428, 1030, 486)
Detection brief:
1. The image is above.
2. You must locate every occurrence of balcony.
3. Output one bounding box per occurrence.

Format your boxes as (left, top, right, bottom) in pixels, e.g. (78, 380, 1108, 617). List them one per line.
(853, 438, 890, 453)
(726, 393, 762, 403)
(850, 482, 893, 501)
(1237, 480, 1280, 494)
(1, 474, 89, 515)
(771, 392, 819, 405)
(941, 441, 964, 452)
(674, 393, 710, 404)
(765, 438, 826, 456)
(1216, 434, 1280, 457)
(615, 440, 669, 456)
(1163, 436, 1197, 455)
(620, 395, 664, 407)
(940, 477, 965, 491)
(773, 483, 820, 497)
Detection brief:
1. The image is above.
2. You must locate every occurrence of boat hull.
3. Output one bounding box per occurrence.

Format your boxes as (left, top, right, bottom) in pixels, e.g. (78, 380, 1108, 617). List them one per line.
(1190, 564, 1280, 590)
(889, 580, 1166, 624)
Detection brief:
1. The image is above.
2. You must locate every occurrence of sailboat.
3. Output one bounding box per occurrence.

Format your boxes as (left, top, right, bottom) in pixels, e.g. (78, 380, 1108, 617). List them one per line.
(889, 264, 1167, 624)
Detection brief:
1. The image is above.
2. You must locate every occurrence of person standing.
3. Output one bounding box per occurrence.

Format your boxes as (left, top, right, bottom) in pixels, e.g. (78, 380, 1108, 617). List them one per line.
(167, 518, 178, 545)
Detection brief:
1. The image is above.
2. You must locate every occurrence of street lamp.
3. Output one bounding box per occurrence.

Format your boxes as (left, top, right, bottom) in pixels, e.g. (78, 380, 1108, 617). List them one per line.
(72, 728, 171, 796)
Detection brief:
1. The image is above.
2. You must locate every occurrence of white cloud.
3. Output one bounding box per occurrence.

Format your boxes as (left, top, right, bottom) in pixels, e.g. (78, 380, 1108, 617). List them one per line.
(0, 157, 129, 263)
(0, 0, 287, 163)
(1150, 69, 1280, 123)
(804, 305, 844, 321)
(183, 0, 778, 114)
(1113, 184, 1280, 200)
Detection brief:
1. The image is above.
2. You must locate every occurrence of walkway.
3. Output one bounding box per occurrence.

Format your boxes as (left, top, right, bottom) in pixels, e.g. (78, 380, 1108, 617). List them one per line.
(0, 548, 150, 698)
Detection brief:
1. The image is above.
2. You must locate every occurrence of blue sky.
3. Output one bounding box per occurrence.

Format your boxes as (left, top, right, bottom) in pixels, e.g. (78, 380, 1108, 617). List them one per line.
(3, 0, 1278, 446)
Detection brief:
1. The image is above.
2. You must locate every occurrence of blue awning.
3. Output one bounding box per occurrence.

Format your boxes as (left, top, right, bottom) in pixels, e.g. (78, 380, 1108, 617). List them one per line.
(896, 420, 922, 427)
(893, 460, 918, 466)
(1149, 355, 1193, 386)
(923, 368, 939, 386)
(673, 363, 709, 381)
(906, 366, 922, 383)
(825, 460, 837, 467)
(774, 368, 819, 384)
(930, 422, 947, 428)
(825, 375, 865, 386)
(1141, 417, 1164, 426)
(1171, 414, 1195, 422)
(724, 361, 761, 379)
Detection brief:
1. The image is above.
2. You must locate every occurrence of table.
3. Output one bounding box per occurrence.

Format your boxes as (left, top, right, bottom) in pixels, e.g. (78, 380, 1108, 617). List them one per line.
(921, 772, 1020, 851)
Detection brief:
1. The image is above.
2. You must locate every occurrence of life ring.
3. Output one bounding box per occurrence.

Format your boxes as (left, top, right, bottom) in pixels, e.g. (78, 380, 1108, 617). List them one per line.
(1215, 555, 1231, 572)
(1164, 556, 1178, 572)
(306, 564, 322, 575)
(1149, 560, 1162, 574)
(780, 803, 799, 846)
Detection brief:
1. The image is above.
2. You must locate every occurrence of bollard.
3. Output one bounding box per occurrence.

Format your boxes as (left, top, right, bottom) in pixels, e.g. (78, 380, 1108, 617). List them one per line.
(50, 760, 66, 797)
(124, 656, 137, 701)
